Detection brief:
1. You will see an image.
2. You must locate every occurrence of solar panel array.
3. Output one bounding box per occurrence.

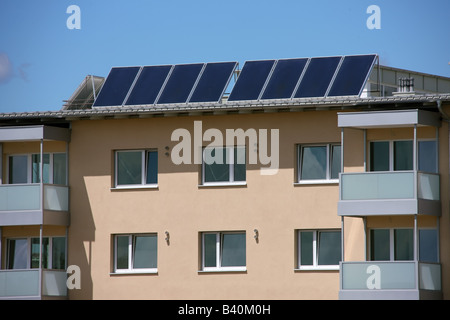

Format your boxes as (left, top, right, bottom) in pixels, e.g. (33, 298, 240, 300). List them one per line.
(93, 54, 377, 107)
(229, 54, 377, 101)
(93, 62, 238, 107)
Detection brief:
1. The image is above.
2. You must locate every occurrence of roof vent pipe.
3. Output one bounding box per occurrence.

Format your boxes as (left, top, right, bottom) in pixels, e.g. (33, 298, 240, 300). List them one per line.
(394, 77, 415, 96)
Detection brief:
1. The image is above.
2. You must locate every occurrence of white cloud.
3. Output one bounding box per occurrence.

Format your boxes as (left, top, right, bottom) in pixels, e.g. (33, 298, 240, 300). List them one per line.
(0, 53, 14, 84)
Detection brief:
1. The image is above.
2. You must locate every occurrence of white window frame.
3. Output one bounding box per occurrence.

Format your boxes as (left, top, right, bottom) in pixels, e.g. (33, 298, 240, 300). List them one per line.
(114, 149, 158, 189)
(297, 229, 341, 271)
(201, 231, 247, 272)
(113, 233, 158, 274)
(7, 152, 67, 185)
(297, 144, 341, 184)
(6, 236, 66, 270)
(369, 228, 414, 261)
(369, 140, 410, 172)
(201, 146, 246, 186)
(368, 139, 438, 173)
(368, 227, 438, 262)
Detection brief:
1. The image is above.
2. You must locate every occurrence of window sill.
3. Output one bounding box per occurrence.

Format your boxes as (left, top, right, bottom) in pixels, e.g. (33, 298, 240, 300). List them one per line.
(198, 267, 247, 273)
(110, 269, 158, 275)
(294, 179, 339, 186)
(198, 182, 247, 188)
(111, 184, 159, 191)
(294, 266, 340, 271)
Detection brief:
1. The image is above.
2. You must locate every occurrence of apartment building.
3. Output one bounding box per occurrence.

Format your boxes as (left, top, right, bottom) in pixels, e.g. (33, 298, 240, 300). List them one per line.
(0, 54, 450, 300)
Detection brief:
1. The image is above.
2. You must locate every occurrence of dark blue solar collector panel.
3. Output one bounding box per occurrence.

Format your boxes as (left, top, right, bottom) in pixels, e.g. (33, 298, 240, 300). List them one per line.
(93, 67, 140, 107)
(294, 56, 341, 98)
(156, 63, 204, 104)
(125, 65, 172, 105)
(227, 60, 275, 101)
(189, 62, 237, 103)
(327, 54, 377, 97)
(260, 58, 308, 100)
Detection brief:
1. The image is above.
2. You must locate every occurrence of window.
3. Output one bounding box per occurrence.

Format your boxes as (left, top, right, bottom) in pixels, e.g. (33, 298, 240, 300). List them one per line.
(370, 228, 438, 262)
(32, 154, 51, 183)
(115, 150, 158, 187)
(201, 232, 246, 271)
(369, 140, 437, 172)
(297, 230, 341, 270)
(9, 155, 28, 184)
(7, 237, 66, 270)
(113, 234, 157, 273)
(298, 144, 341, 182)
(8, 153, 67, 185)
(419, 229, 438, 262)
(202, 146, 246, 185)
(7, 238, 28, 269)
(418, 140, 437, 173)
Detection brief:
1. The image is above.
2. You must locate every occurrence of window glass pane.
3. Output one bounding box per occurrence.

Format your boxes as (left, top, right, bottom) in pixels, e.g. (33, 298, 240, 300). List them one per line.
(301, 146, 327, 180)
(203, 233, 217, 268)
(117, 151, 142, 185)
(116, 235, 129, 269)
(53, 153, 67, 185)
(133, 235, 157, 269)
(317, 231, 341, 265)
(330, 145, 341, 179)
(204, 148, 229, 182)
(32, 154, 50, 184)
(9, 155, 28, 184)
(31, 238, 40, 268)
(419, 229, 438, 262)
(221, 233, 246, 267)
(394, 141, 413, 171)
(7, 239, 28, 269)
(146, 151, 158, 184)
(370, 229, 390, 261)
(31, 238, 49, 269)
(234, 147, 246, 182)
(52, 237, 66, 270)
(394, 229, 413, 261)
(419, 141, 437, 173)
(299, 231, 313, 266)
(370, 142, 389, 171)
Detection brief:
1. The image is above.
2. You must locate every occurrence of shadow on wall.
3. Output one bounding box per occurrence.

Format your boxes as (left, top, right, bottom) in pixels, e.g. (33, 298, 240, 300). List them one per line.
(67, 175, 96, 299)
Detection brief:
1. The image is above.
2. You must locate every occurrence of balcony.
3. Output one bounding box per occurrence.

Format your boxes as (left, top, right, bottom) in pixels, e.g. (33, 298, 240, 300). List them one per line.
(340, 261, 442, 300)
(338, 171, 441, 216)
(0, 184, 69, 226)
(0, 269, 67, 299)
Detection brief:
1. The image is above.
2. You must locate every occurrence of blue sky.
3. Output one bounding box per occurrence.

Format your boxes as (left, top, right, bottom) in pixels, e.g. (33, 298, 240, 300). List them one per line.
(0, 0, 449, 113)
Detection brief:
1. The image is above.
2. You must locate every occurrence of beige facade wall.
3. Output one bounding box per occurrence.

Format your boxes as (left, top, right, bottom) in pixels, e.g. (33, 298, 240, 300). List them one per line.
(67, 110, 343, 299)
(65, 107, 450, 300)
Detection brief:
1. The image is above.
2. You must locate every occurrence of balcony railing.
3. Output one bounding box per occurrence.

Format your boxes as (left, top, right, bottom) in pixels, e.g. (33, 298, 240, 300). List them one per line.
(338, 171, 441, 216)
(0, 269, 67, 299)
(0, 184, 69, 226)
(340, 171, 439, 201)
(0, 184, 68, 212)
(340, 261, 442, 300)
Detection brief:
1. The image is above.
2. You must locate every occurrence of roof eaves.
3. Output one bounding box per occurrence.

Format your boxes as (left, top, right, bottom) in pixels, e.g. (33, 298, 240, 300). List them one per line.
(0, 94, 449, 121)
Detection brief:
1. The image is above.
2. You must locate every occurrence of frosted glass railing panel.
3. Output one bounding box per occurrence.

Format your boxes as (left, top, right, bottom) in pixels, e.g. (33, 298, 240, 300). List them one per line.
(43, 270, 67, 296)
(43, 185, 69, 211)
(0, 184, 40, 211)
(418, 173, 440, 201)
(0, 270, 39, 297)
(0, 184, 69, 212)
(341, 172, 414, 200)
(341, 262, 416, 290)
(419, 263, 441, 290)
